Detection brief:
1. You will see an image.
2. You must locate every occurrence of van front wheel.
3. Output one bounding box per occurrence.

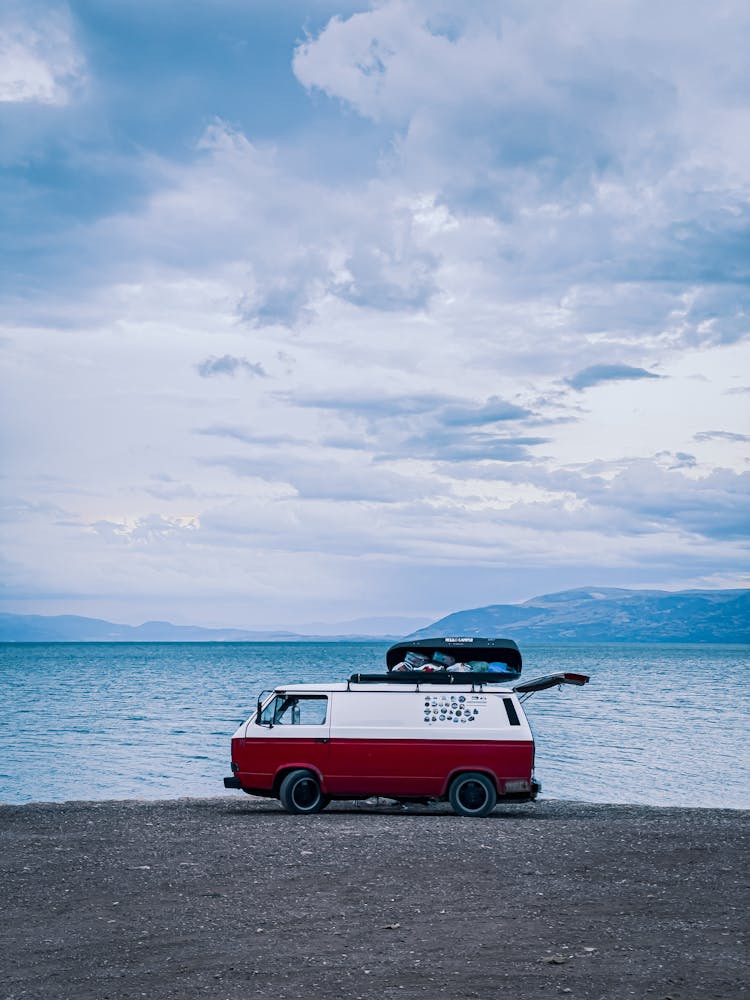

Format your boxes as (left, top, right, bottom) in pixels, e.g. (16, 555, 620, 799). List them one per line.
(279, 769, 326, 815)
(449, 772, 497, 817)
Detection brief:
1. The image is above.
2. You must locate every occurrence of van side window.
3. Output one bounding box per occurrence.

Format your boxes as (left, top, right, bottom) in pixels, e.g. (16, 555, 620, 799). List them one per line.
(266, 695, 328, 726)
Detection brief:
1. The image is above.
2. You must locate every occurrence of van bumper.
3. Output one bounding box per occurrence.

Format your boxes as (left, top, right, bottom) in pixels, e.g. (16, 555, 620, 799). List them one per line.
(223, 776, 242, 789)
(501, 778, 541, 801)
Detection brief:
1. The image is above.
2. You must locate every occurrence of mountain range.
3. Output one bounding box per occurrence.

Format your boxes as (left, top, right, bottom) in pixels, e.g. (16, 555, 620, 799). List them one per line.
(0, 613, 427, 643)
(0, 588, 747, 643)
(0, 614, 296, 643)
(408, 587, 750, 643)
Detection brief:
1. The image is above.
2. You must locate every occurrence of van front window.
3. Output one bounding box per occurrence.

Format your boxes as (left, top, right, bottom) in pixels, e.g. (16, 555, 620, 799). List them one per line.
(263, 695, 328, 726)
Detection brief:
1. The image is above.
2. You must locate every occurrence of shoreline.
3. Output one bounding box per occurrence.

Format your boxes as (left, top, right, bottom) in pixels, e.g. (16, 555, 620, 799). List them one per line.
(2, 793, 748, 811)
(1, 797, 746, 999)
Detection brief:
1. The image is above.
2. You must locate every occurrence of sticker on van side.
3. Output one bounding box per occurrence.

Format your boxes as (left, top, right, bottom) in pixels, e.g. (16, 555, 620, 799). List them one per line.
(422, 692, 487, 725)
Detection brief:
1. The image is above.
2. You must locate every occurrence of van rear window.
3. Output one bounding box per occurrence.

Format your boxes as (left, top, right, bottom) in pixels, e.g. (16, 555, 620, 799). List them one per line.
(503, 698, 521, 726)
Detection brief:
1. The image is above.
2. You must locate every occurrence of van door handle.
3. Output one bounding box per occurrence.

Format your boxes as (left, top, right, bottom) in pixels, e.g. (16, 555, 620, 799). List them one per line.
(314, 738, 329, 743)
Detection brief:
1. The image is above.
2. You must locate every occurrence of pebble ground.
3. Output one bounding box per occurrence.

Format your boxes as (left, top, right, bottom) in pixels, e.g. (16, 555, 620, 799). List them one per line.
(1, 797, 747, 999)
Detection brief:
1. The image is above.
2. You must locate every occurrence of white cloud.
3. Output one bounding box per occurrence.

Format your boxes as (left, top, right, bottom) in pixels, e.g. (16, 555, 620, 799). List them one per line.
(0, 4, 85, 106)
(1, 2, 749, 625)
(293, 0, 750, 358)
(294, 1, 750, 179)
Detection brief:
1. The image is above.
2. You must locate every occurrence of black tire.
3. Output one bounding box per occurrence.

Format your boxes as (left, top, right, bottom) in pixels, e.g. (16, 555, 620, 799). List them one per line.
(448, 772, 497, 817)
(279, 769, 326, 815)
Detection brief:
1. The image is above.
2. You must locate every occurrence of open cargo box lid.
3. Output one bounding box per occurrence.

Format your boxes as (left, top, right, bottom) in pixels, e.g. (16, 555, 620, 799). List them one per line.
(384, 636, 522, 682)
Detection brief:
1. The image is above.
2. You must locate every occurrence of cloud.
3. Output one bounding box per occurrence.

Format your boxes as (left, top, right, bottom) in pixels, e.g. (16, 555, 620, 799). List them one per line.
(239, 252, 329, 328)
(287, 391, 531, 428)
(293, 0, 750, 355)
(333, 241, 438, 312)
(441, 397, 531, 426)
(196, 355, 267, 378)
(396, 431, 549, 463)
(2, 1, 749, 626)
(667, 452, 697, 469)
(0, 3, 85, 106)
(91, 514, 199, 545)
(289, 391, 451, 419)
(565, 364, 662, 392)
(195, 425, 298, 447)
(555, 462, 750, 542)
(437, 457, 750, 544)
(601, 465, 750, 541)
(292, 0, 750, 197)
(274, 390, 539, 462)
(202, 452, 429, 504)
(693, 430, 750, 443)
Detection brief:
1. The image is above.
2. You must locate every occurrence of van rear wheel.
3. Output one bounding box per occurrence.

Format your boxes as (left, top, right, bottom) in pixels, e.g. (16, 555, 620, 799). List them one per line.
(279, 769, 326, 815)
(449, 772, 497, 817)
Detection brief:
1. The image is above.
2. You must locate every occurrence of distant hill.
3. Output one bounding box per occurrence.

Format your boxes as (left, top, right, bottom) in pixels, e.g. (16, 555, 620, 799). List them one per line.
(408, 588, 750, 643)
(1, 589, 747, 643)
(0, 614, 296, 642)
(0, 614, 399, 643)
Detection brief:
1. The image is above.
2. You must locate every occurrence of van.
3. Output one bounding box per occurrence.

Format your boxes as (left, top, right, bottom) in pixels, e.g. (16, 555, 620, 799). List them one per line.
(223, 637, 588, 817)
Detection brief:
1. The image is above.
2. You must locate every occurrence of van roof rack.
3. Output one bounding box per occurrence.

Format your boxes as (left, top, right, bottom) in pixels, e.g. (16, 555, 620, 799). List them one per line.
(349, 671, 514, 686)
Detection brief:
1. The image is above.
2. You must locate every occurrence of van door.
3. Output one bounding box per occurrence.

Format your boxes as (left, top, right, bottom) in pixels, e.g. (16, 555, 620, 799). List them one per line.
(248, 693, 331, 789)
(326, 690, 414, 797)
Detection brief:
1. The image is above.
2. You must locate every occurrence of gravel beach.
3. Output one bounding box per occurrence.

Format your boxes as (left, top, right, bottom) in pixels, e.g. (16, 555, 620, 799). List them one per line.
(1, 797, 746, 1000)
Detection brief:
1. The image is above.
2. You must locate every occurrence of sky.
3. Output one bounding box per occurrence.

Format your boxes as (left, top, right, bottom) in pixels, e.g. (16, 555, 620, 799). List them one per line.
(1, 0, 748, 630)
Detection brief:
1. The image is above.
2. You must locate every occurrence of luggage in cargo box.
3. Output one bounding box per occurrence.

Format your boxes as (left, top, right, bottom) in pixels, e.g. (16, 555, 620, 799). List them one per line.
(385, 637, 522, 682)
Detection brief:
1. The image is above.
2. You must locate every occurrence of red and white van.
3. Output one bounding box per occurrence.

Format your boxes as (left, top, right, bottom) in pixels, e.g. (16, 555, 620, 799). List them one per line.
(223, 638, 588, 817)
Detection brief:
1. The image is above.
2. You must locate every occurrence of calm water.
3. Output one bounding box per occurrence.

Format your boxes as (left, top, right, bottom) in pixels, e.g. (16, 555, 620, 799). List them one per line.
(0, 642, 747, 808)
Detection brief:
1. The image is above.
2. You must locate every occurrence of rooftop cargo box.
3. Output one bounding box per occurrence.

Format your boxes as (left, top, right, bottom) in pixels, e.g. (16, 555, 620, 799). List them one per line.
(349, 636, 523, 685)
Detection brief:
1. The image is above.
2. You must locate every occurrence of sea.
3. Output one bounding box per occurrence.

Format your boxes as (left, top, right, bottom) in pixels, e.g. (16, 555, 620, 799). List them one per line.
(0, 642, 748, 808)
